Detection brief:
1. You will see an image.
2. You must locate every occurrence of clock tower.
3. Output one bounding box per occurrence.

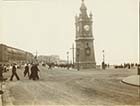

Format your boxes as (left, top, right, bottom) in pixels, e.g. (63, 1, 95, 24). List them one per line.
(75, 0, 96, 69)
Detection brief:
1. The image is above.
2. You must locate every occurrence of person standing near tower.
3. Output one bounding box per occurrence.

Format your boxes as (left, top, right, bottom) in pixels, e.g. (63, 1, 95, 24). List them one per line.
(10, 63, 20, 81)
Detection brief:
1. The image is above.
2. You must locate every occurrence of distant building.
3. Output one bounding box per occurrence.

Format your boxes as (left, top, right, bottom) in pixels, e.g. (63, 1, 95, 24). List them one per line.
(0, 44, 34, 64)
(58, 60, 67, 65)
(75, 0, 96, 69)
(38, 55, 60, 64)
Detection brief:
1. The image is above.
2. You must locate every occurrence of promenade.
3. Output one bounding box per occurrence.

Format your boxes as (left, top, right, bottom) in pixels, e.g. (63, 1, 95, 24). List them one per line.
(1, 65, 140, 106)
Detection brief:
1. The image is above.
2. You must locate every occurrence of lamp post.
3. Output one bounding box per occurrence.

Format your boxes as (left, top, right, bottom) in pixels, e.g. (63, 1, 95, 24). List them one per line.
(67, 51, 69, 65)
(77, 54, 80, 71)
(70, 43, 75, 68)
(66, 51, 69, 70)
(67, 52, 69, 64)
(76, 48, 80, 71)
(102, 50, 105, 70)
(102, 50, 105, 62)
(33, 50, 38, 64)
(35, 50, 38, 60)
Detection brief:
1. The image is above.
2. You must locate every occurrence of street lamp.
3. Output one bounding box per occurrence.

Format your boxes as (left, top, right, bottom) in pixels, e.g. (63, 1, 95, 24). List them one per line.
(102, 50, 105, 70)
(66, 51, 70, 70)
(102, 50, 105, 62)
(67, 51, 69, 65)
(77, 54, 80, 71)
(76, 48, 80, 71)
(70, 43, 75, 68)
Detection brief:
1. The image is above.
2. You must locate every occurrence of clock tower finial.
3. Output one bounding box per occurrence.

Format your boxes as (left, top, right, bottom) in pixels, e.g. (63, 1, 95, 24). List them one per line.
(80, 0, 87, 17)
(80, 0, 87, 10)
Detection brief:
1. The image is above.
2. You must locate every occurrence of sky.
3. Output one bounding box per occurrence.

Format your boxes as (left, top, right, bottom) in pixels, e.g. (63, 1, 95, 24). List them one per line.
(0, 0, 139, 65)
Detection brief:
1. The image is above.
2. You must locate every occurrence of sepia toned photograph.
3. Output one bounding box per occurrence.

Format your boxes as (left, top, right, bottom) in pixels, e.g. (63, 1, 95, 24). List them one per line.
(0, 0, 140, 106)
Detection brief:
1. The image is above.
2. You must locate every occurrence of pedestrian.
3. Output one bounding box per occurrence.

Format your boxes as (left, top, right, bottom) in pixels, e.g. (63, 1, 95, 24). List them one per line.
(34, 64, 40, 80)
(0, 64, 4, 81)
(29, 64, 35, 80)
(48, 63, 52, 70)
(29, 64, 40, 80)
(24, 64, 30, 77)
(10, 64, 20, 81)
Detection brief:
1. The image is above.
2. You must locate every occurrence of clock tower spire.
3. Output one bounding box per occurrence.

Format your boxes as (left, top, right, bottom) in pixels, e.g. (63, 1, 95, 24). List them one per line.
(80, 0, 88, 19)
(75, 0, 96, 69)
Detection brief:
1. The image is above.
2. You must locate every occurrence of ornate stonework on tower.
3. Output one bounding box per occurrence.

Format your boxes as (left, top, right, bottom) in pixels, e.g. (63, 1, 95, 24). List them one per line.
(75, 0, 96, 69)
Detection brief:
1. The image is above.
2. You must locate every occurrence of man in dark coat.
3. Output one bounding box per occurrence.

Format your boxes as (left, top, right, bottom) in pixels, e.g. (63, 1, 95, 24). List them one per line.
(10, 64, 20, 81)
(29, 64, 40, 80)
(0, 64, 4, 81)
(34, 64, 40, 80)
(24, 64, 30, 77)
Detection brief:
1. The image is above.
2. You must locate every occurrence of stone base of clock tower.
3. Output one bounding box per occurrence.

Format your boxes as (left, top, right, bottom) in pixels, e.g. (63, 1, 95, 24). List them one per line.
(75, 61, 96, 69)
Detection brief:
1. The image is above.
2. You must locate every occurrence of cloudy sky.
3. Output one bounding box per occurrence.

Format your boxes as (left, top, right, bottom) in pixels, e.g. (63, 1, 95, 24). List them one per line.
(0, 0, 139, 65)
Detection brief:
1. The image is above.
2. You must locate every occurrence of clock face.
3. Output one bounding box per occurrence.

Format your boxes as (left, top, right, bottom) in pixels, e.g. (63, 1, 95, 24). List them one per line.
(84, 25, 90, 31)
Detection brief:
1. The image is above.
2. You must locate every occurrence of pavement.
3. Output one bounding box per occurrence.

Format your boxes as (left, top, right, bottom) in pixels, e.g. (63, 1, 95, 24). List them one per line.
(1, 67, 140, 105)
(122, 75, 140, 87)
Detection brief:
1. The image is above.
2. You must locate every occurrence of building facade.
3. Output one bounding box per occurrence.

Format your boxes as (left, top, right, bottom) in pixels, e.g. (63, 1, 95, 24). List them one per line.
(75, 0, 96, 69)
(0, 44, 34, 64)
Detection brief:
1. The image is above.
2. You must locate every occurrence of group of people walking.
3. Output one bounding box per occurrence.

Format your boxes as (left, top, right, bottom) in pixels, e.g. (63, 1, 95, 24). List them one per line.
(10, 63, 40, 81)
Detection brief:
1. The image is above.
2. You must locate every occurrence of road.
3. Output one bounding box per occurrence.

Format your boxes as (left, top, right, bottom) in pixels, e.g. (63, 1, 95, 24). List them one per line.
(2, 65, 140, 106)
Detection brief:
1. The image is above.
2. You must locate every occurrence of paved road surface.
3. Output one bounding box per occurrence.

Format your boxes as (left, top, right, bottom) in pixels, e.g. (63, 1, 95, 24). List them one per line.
(2, 65, 140, 106)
